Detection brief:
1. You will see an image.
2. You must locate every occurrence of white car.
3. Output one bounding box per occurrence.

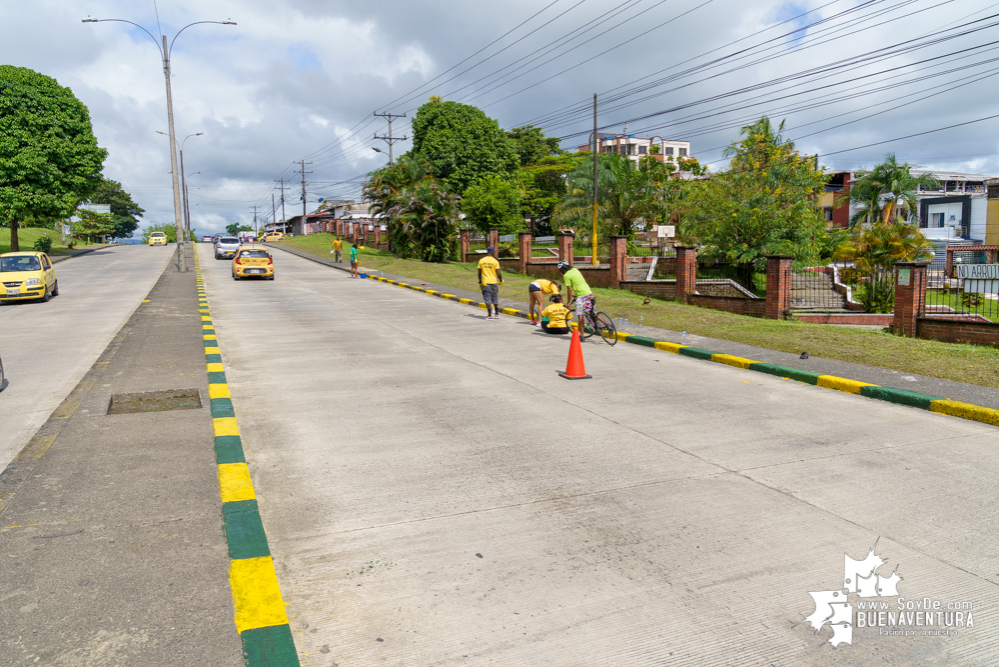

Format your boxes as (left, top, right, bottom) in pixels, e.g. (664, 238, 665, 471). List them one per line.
(214, 237, 241, 260)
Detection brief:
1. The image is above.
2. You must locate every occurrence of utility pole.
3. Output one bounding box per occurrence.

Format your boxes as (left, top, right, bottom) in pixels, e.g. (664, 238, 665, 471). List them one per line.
(592, 93, 599, 266)
(274, 178, 288, 233)
(251, 205, 259, 237)
(374, 112, 407, 164)
(299, 160, 313, 235)
(271, 193, 277, 235)
(162, 35, 187, 271)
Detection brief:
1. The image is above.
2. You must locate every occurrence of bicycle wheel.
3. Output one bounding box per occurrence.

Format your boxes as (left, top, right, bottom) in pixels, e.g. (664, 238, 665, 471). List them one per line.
(580, 312, 596, 339)
(595, 312, 617, 345)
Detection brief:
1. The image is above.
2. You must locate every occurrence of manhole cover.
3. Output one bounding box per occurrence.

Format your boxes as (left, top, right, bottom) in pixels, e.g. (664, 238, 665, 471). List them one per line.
(107, 389, 203, 415)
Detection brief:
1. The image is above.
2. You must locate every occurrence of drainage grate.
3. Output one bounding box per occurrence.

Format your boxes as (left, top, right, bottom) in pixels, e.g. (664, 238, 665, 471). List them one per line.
(107, 389, 203, 415)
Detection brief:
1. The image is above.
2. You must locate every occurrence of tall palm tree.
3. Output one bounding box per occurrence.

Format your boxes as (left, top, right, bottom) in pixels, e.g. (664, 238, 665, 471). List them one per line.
(840, 153, 939, 228)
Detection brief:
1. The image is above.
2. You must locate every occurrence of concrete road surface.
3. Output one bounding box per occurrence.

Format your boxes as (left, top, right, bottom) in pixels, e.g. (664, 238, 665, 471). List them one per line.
(199, 244, 998, 666)
(0, 245, 173, 469)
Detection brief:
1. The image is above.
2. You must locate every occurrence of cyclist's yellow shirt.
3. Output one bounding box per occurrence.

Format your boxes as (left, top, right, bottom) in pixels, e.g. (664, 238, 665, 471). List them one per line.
(562, 268, 592, 297)
(541, 303, 571, 328)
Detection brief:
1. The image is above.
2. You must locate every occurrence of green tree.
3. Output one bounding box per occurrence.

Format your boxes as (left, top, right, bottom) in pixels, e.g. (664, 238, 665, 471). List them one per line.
(837, 222, 932, 312)
(88, 177, 145, 239)
(407, 99, 518, 195)
(383, 177, 461, 263)
(680, 117, 828, 263)
(364, 156, 435, 259)
(226, 223, 253, 235)
(461, 175, 523, 234)
(72, 209, 116, 243)
(839, 153, 940, 227)
(0, 66, 107, 251)
(507, 125, 563, 167)
(519, 153, 584, 235)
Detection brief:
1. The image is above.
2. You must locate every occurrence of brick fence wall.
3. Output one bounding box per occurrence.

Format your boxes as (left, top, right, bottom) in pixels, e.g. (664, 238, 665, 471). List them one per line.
(917, 318, 999, 348)
(689, 294, 768, 318)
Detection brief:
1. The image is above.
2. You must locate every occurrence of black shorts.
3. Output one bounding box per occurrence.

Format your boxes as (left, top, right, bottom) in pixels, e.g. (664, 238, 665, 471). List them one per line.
(541, 323, 570, 334)
(528, 283, 542, 293)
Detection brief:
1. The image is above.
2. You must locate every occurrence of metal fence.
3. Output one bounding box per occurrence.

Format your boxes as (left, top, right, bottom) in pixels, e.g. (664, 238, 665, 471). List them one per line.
(697, 259, 766, 297)
(925, 267, 999, 323)
(790, 263, 851, 311)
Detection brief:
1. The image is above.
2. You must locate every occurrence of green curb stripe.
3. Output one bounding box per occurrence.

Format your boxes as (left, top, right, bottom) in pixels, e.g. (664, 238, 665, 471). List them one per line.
(205, 353, 224, 364)
(223, 498, 259, 515)
(624, 335, 657, 348)
(860, 386, 938, 409)
(222, 502, 271, 560)
(203, 328, 216, 335)
(211, 397, 236, 418)
(748, 363, 823, 385)
(678, 347, 715, 361)
(214, 436, 246, 464)
(207, 371, 228, 385)
(204, 339, 218, 347)
(240, 624, 299, 667)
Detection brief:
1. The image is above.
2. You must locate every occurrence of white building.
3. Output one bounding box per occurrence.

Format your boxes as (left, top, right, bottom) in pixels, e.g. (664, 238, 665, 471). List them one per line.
(577, 136, 692, 165)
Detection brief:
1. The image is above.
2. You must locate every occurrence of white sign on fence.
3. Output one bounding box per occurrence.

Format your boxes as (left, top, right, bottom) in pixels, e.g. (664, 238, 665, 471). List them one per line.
(957, 264, 999, 294)
(656, 225, 675, 238)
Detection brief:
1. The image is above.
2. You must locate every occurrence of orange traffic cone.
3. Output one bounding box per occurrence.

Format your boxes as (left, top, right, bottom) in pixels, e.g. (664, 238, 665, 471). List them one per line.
(558, 328, 591, 380)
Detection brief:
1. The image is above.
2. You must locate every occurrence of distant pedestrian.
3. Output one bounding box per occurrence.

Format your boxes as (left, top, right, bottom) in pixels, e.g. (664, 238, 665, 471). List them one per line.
(332, 237, 343, 263)
(477, 247, 503, 319)
(540, 294, 571, 335)
(350, 243, 359, 278)
(528, 278, 560, 326)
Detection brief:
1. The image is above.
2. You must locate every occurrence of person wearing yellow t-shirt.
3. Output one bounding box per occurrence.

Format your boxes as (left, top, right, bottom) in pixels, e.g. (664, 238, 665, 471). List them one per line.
(540, 294, 571, 335)
(477, 247, 503, 320)
(528, 278, 560, 326)
(332, 237, 343, 263)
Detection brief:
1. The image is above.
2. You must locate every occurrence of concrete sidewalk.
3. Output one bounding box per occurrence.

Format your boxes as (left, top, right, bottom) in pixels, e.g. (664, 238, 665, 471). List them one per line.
(270, 243, 999, 410)
(0, 248, 242, 665)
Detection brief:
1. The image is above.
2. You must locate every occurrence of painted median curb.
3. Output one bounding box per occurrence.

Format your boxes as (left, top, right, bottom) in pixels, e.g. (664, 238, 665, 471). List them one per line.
(194, 253, 300, 667)
(363, 273, 999, 430)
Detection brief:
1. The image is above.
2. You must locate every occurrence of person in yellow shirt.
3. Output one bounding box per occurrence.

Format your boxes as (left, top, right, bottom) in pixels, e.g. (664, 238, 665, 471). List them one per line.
(528, 278, 560, 326)
(477, 247, 503, 320)
(331, 237, 343, 263)
(540, 294, 571, 334)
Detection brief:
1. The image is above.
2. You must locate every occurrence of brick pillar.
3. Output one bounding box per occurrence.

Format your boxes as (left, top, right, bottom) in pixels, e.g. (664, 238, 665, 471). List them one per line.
(674, 245, 697, 303)
(352, 224, 360, 244)
(374, 225, 382, 247)
(608, 235, 628, 287)
(945, 247, 954, 278)
(518, 233, 532, 275)
(337, 220, 344, 236)
(557, 232, 574, 266)
(488, 229, 499, 258)
(988, 247, 998, 264)
(892, 261, 929, 337)
(459, 229, 471, 262)
(765, 255, 793, 320)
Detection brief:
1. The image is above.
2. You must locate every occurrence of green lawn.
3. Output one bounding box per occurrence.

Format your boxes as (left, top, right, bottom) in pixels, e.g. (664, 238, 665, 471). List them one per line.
(276, 233, 999, 390)
(0, 228, 101, 255)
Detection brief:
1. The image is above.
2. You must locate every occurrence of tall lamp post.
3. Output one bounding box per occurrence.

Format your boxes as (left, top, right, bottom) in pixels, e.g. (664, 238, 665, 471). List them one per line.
(184, 172, 201, 236)
(83, 16, 236, 272)
(157, 131, 202, 238)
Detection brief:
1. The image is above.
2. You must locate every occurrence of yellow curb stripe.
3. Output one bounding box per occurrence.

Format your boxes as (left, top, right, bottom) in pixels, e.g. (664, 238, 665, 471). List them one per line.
(217, 462, 255, 503)
(203, 334, 218, 341)
(207, 362, 225, 373)
(209, 383, 231, 399)
(711, 354, 759, 369)
(426, 290, 438, 295)
(478, 303, 488, 310)
(654, 341, 687, 353)
(204, 346, 221, 355)
(502, 308, 521, 315)
(929, 400, 999, 426)
(201, 316, 212, 322)
(616, 331, 630, 341)
(213, 416, 240, 437)
(817, 375, 875, 394)
(14, 434, 58, 461)
(229, 556, 290, 633)
(459, 298, 472, 304)
(202, 324, 214, 330)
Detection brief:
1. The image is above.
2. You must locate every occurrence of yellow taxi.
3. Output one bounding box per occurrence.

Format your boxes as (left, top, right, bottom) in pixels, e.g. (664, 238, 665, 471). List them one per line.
(261, 232, 284, 243)
(232, 245, 274, 280)
(149, 231, 168, 246)
(1, 252, 59, 303)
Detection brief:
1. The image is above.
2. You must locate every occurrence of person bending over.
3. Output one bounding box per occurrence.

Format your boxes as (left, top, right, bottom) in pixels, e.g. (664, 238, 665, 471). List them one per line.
(528, 278, 560, 326)
(540, 294, 572, 335)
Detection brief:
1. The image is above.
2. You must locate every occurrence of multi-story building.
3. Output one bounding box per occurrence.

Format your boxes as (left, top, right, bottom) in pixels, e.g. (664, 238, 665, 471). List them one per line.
(576, 135, 692, 165)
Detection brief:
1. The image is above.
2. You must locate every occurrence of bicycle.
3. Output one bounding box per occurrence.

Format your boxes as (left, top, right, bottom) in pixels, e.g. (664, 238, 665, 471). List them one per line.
(565, 297, 618, 346)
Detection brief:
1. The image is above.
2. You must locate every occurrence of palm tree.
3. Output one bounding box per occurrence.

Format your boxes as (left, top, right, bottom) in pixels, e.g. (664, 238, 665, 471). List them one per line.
(363, 156, 433, 258)
(840, 153, 939, 228)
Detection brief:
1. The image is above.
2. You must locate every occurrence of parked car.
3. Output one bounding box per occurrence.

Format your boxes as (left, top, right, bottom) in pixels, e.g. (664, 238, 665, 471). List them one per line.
(149, 231, 168, 246)
(0, 252, 59, 303)
(232, 245, 274, 280)
(261, 232, 285, 243)
(214, 237, 241, 260)
(201, 235, 213, 243)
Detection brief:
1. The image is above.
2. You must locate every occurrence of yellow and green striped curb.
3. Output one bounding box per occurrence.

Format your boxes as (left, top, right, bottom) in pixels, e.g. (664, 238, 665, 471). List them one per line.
(194, 255, 300, 666)
(363, 274, 999, 429)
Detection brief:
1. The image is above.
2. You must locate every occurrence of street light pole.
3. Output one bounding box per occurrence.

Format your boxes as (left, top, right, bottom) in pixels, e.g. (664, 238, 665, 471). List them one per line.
(185, 172, 201, 236)
(592, 93, 599, 266)
(83, 16, 236, 271)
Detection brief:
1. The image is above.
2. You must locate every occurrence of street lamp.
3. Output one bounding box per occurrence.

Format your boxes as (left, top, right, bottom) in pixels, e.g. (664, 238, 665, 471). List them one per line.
(84, 16, 236, 272)
(185, 172, 202, 236)
(157, 131, 203, 237)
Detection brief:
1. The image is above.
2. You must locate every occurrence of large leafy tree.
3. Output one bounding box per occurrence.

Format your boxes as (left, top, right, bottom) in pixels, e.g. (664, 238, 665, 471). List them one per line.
(364, 156, 434, 258)
(680, 117, 828, 263)
(88, 178, 144, 239)
(407, 99, 518, 195)
(840, 153, 940, 227)
(836, 222, 932, 312)
(383, 177, 461, 263)
(0, 66, 107, 251)
(461, 175, 523, 234)
(519, 153, 584, 235)
(507, 125, 563, 167)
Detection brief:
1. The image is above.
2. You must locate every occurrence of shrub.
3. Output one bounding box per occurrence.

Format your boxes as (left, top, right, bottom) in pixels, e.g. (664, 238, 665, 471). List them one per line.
(33, 236, 53, 253)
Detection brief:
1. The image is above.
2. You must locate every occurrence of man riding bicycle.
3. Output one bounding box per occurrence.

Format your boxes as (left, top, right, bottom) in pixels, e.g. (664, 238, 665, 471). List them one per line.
(557, 260, 594, 323)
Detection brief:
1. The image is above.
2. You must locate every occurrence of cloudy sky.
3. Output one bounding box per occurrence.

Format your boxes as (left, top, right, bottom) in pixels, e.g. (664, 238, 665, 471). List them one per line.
(3, 0, 999, 235)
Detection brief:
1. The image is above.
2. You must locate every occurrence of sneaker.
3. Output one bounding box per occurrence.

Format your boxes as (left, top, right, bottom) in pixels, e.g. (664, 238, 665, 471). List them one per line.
(535, 322, 541, 327)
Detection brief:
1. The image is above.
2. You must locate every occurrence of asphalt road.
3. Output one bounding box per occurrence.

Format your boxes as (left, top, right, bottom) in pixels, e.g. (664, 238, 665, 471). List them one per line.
(200, 244, 998, 666)
(0, 245, 173, 470)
